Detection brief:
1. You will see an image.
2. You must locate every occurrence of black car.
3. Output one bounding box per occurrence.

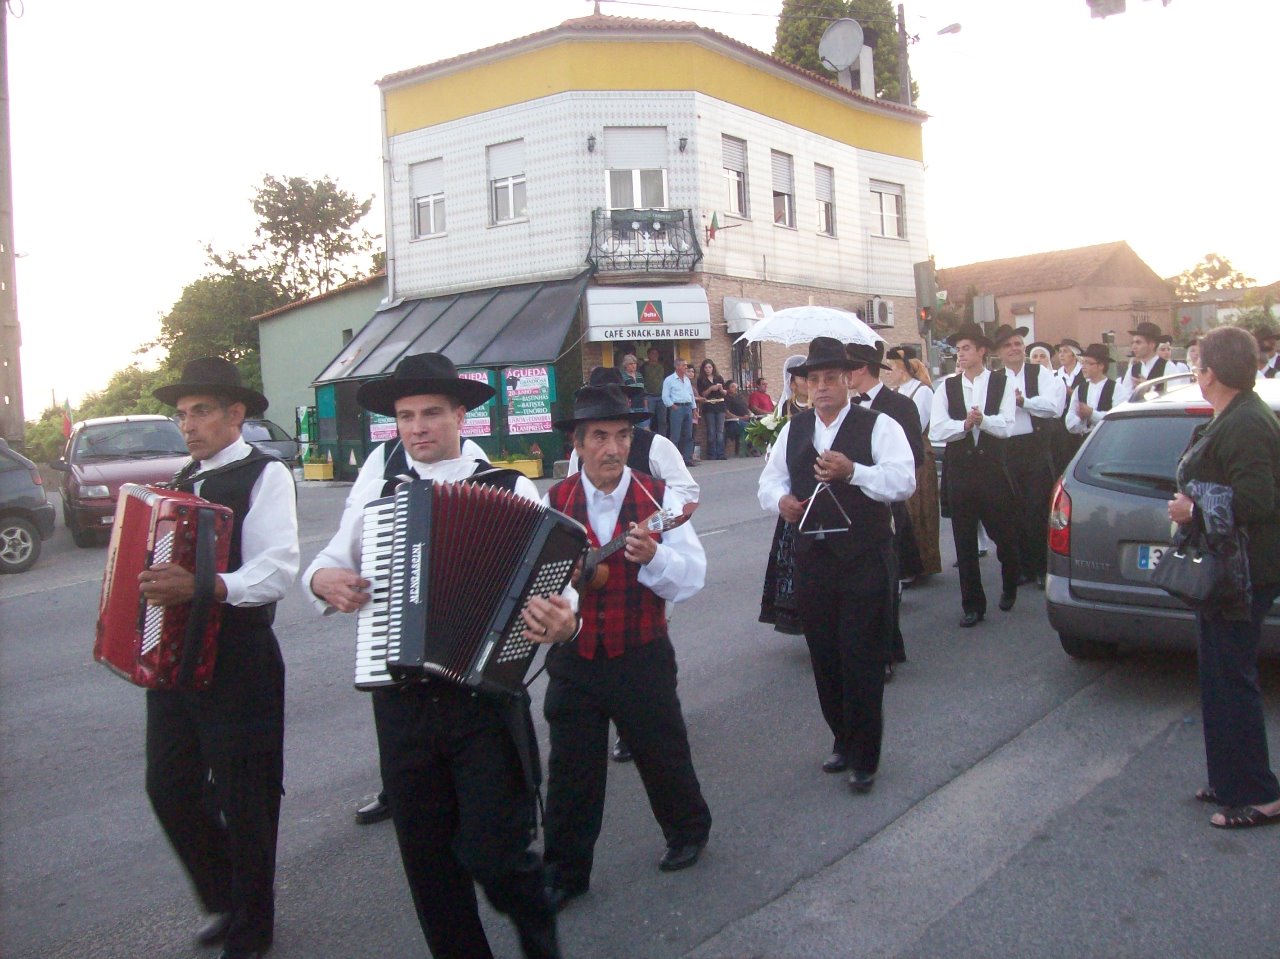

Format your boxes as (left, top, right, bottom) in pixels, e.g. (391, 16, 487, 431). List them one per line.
(242, 418, 300, 465)
(0, 438, 57, 573)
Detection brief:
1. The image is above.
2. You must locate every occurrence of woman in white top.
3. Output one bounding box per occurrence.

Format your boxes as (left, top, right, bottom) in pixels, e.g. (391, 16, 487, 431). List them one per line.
(884, 346, 941, 578)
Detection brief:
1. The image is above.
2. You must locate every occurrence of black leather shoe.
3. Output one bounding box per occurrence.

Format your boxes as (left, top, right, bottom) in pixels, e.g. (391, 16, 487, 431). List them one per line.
(545, 883, 587, 913)
(217, 949, 267, 959)
(959, 611, 983, 628)
(356, 795, 391, 825)
(610, 738, 633, 763)
(848, 770, 876, 794)
(658, 840, 706, 872)
(196, 913, 231, 946)
(998, 589, 1017, 612)
(821, 751, 850, 773)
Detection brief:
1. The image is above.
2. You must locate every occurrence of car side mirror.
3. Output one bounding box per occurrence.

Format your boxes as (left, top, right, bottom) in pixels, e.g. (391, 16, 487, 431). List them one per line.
(50, 458, 70, 472)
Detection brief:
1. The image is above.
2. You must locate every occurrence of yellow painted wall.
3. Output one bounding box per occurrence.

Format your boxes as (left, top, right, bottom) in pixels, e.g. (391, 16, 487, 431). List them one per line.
(384, 38, 923, 160)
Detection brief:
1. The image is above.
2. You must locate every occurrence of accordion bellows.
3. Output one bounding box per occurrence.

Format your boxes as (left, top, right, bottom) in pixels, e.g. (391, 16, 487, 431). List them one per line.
(357, 479, 588, 695)
(95, 484, 233, 690)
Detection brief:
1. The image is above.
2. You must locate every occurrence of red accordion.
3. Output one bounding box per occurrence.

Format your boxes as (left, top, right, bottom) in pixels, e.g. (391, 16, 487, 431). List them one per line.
(94, 484, 234, 690)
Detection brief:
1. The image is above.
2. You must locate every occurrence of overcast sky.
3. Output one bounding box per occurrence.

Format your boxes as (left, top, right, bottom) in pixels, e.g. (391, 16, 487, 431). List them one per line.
(8, 0, 1276, 413)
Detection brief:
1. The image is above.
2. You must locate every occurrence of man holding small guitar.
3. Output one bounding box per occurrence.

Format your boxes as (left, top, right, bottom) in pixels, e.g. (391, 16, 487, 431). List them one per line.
(531, 383, 712, 912)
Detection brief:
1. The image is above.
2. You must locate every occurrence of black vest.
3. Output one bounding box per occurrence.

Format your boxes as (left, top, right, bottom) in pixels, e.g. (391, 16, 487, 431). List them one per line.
(943, 371, 1010, 470)
(379, 440, 521, 497)
(869, 387, 924, 469)
(1130, 357, 1167, 382)
(1075, 377, 1117, 414)
(172, 447, 278, 628)
(785, 406, 893, 560)
(629, 428, 656, 474)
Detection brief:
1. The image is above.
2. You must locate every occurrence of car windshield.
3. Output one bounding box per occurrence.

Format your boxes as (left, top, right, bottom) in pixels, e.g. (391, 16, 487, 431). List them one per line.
(1073, 412, 1204, 498)
(74, 422, 188, 460)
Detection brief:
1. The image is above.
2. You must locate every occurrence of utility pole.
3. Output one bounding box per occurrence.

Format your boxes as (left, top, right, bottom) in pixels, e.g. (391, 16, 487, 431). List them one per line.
(897, 3, 912, 107)
(0, 3, 24, 444)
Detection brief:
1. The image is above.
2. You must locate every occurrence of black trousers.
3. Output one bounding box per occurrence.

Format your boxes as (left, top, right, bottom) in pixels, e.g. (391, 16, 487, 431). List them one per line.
(795, 540, 894, 774)
(1006, 432, 1057, 579)
(145, 625, 284, 954)
(372, 681, 558, 959)
(947, 455, 1021, 615)
(1197, 584, 1280, 808)
(542, 637, 711, 892)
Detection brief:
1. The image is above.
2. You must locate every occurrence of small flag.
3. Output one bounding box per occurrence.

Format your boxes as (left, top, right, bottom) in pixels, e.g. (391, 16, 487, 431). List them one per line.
(61, 399, 72, 439)
(709, 212, 719, 242)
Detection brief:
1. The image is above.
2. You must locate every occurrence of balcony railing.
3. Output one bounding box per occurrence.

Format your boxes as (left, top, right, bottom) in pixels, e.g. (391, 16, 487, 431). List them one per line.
(586, 208, 702, 274)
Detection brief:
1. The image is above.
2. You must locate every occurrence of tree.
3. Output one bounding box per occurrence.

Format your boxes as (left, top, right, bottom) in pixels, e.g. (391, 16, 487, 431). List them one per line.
(1173, 253, 1255, 300)
(74, 364, 174, 422)
(212, 174, 378, 302)
(22, 405, 71, 464)
(773, 0, 918, 104)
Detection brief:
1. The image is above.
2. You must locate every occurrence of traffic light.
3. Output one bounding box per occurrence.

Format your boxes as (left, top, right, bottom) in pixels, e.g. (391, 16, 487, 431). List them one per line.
(918, 306, 933, 336)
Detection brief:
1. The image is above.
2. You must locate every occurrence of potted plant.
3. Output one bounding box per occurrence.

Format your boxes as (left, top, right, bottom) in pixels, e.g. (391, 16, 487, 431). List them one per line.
(302, 447, 334, 481)
(499, 443, 543, 479)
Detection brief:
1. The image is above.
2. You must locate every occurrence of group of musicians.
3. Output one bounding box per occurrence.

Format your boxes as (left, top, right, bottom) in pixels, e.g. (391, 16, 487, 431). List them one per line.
(136, 316, 1197, 956)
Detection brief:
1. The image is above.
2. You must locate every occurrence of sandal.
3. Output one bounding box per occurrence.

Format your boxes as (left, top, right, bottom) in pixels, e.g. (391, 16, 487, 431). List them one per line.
(1195, 787, 1221, 804)
(1210, 805, 1280, 829)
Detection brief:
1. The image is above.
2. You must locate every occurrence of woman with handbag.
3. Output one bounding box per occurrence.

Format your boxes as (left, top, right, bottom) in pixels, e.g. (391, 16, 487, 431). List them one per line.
(1167, 325, 1280, 829)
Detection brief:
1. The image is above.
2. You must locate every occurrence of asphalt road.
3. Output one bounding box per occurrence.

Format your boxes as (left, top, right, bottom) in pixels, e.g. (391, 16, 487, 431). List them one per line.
(2, 459, 1278, 959)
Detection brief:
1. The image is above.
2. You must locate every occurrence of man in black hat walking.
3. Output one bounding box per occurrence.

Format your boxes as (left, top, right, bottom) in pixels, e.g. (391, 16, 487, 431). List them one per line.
(303, 352, 575, 959)
(142, 357, 300, 959)
(1052, 339, 1087, 473)
(994, 324, 1065, 589)
(1066, 343, 1131, 436)
(929, 325, 1022, 627)
(757, 337, 916, 793)
(1124, 321, 1169, 391)
(540, 383, 712, 909)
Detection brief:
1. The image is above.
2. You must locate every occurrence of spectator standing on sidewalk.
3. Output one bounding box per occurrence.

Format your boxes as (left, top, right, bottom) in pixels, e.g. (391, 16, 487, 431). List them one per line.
(696, 359, 728, 460)
(641, 347, 669, 437)
(663, 358, 697, 467)
(724, 381, 753, 456)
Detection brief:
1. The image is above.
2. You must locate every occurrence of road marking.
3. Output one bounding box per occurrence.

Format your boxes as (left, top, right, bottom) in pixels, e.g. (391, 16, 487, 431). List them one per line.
(689, 666, 1194, 959)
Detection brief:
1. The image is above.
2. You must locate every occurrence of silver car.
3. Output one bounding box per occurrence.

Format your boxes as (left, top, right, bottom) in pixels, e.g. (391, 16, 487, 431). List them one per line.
(1045, 375, 1280, 658)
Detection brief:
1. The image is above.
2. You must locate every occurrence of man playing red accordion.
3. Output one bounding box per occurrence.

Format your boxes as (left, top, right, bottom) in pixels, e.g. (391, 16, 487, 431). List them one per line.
(304, 352, 577, 959)
(140, 358, 299, 959)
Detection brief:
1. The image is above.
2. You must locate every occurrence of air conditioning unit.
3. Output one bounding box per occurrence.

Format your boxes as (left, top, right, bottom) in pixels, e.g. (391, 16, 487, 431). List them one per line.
(867, 296, 895, 328)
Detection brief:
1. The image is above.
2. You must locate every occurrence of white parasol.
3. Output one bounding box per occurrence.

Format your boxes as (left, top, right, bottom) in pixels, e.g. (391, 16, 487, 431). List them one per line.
(734, 305, 884, 347)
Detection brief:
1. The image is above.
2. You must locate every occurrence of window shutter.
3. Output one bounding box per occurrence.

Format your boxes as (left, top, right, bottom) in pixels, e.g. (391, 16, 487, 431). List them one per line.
(771, 151, 794, 192)
(410, 159, 443, 198)
(871, 179, 903, 199)
(721, 135, 747, 172)
(488, 139, 525, 180)
(814, 164, 834, 203)
(604, 127, 667, 168)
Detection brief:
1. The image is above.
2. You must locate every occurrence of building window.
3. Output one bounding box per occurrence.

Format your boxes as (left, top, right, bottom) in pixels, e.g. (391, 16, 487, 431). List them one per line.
(604, 127, 668, 209)
(771, 150, 795, 228)
(488, 140, 527, 224)
(815, 163, 836, 236)
(722, 135, 749, 218)
(409, 159, 445, 237)
(870, 180, 905, 238)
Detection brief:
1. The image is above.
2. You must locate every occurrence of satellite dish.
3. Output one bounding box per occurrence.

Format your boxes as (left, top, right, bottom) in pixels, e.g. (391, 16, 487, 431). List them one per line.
(818, 18, 864, 72)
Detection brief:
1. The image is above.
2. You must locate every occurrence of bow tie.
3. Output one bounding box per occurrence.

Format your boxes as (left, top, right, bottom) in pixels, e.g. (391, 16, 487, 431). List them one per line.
(853, 393, 872, 404)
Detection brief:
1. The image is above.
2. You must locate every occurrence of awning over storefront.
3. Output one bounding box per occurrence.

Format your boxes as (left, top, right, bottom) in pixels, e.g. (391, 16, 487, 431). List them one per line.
(312, 271, 591, 384)
(723, 296, 774, 335)
(584, 284, 710, 342)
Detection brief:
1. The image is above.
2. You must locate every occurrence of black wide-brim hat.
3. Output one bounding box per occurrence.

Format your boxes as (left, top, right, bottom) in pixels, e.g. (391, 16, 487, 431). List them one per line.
(885, 345, 917, 363)
(844, 340, 890, 372)
(1081, 343, 1111, 368)
(791, 336, 858, 377)
(991, 324, 1030, 347)
(1255, 326, 1279, 346)
(553, 384, 649, 431)
(945, 323, 994, 351)
(1128, 321, 1164, 340)
(356, 352, 495, 416)
(153, 356, 269, 415)
(1056, 338, 1082, 353)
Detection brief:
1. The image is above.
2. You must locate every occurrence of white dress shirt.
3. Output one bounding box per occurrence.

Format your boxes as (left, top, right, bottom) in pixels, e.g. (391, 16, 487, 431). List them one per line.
(929, 369, 1017, 446)
(896, 379, 934, 434)
(1055, 361, 1083, 391)
(547, 467, 705, 604)
(757, 401, 917, 514)
(1065, 376, 1131, 434)
(303, 442, 540, 614)
(566, 432, 699, 506)
(189, 437, 299, 607)
(1124, 355, 1162, 391)
(1003, 362, 1065, 436)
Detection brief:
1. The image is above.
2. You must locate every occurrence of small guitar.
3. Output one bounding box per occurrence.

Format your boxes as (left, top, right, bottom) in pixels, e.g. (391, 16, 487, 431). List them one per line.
(579, 505, 693, 591)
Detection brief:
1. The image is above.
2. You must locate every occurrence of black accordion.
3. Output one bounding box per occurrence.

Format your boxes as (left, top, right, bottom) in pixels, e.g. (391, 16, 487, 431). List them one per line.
(356, 479, 588, 695)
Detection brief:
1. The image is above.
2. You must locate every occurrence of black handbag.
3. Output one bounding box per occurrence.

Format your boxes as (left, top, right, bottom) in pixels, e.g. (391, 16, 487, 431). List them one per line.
(1150, 529, 1225, 607)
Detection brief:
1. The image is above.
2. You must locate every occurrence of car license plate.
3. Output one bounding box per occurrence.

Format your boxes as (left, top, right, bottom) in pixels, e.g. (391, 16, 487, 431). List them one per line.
(1136, 543, 1169, 570)
(100, 515, 115, 526)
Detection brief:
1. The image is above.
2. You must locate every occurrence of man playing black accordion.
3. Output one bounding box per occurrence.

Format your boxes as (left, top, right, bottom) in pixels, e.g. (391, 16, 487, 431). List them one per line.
(303, 352, 576, 959)
(140, 358, 300, 959)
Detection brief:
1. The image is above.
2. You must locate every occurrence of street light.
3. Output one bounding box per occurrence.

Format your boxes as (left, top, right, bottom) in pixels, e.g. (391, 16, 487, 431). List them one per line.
(937, 23, 962, 35)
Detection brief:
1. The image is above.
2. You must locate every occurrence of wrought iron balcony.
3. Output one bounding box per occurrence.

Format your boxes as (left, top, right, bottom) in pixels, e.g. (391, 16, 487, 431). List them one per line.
(586, 208, 702, 274)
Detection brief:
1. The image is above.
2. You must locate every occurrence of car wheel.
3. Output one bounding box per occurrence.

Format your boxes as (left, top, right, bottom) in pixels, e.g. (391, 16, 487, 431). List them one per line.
(0, 516, 41, 574)
(1058, 632, 1118, 660)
